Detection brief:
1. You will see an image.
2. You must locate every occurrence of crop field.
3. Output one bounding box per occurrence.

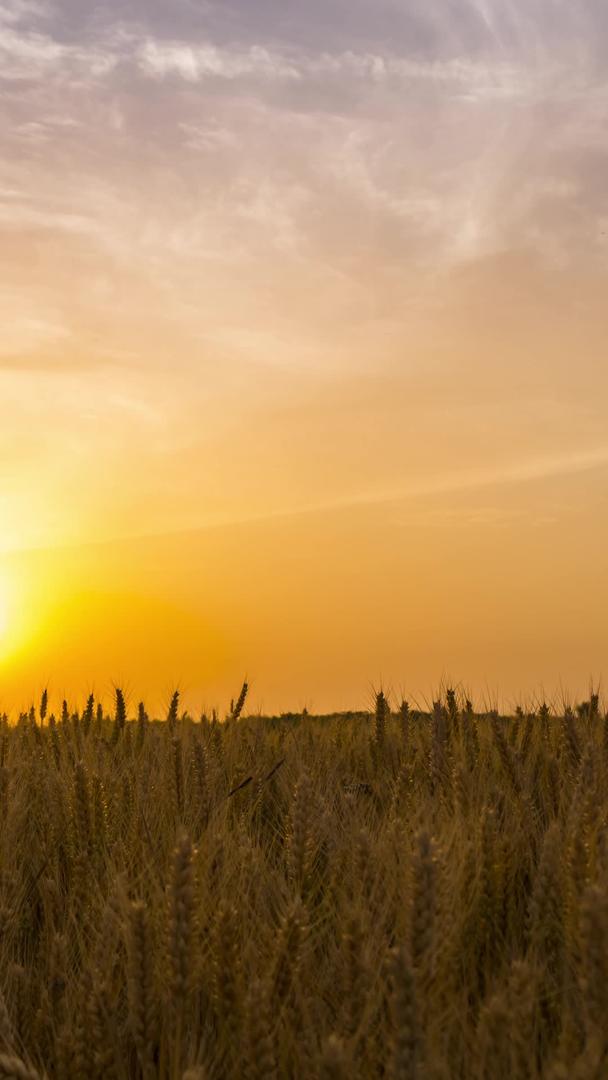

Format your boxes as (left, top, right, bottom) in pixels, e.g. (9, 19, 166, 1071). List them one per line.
(0, 687, 607, 1079)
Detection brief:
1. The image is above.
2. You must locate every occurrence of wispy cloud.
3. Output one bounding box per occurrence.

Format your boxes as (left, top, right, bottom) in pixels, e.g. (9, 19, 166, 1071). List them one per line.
(138, 40, 301, 82)
(0, 316, 69, 358)
(0, 1, 49, 25)
(216, 445, 608, 526)
(0, 22, 119, 79)
(358, 446, 608, 506)
(136, 38, 535, 100)
(2, 0, 608, 547)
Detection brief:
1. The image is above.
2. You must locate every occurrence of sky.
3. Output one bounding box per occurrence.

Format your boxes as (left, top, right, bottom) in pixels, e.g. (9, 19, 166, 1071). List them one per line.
(1, 0, 608, 713)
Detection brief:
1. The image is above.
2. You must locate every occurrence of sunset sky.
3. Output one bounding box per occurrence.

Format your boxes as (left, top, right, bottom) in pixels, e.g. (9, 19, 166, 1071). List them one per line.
(2, 0, 608, 713)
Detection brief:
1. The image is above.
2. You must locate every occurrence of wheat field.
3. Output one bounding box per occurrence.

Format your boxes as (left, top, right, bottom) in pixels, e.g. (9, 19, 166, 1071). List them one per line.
(0, 686, 606, 1079)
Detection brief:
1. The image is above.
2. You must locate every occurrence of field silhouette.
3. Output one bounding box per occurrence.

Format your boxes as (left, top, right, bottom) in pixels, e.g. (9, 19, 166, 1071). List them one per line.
(0, 686, 606, 1078)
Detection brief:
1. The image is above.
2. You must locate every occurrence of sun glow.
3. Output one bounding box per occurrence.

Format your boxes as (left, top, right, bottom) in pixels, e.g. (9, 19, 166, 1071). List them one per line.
(0, 568, 10, 640)
(0, 563, 28, 666)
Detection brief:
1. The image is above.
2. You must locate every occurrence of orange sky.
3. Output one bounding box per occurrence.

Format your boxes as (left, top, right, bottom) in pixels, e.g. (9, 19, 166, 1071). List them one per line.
(1, 0, 608, 713)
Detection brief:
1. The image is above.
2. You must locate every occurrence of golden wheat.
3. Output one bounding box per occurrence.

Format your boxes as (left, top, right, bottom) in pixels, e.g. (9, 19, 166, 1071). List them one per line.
(0, 688, 606, 1076)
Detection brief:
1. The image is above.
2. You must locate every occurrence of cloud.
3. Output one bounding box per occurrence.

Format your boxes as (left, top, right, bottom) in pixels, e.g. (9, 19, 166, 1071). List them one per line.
(135, 35, 537, 104)
(0, 21, 120, 79)
(0, 0, 49, 25)
(0, 315, 70, 358)
(138, 40, 301, 82)
(210, 444, 608, 528)
(1, 0, 607, 374)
